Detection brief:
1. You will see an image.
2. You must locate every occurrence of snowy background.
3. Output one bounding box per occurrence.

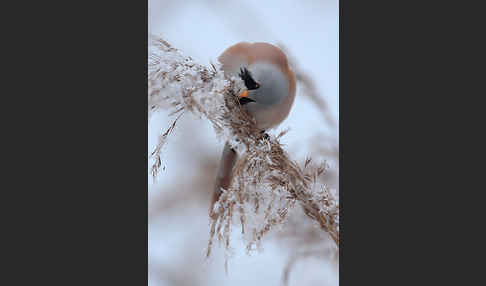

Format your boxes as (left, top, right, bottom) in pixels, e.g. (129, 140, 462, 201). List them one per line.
(148, 0, 339, 285)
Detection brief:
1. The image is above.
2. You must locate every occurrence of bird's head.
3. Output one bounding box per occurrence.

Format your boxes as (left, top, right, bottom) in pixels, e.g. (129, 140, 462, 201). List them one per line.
(219, 42, 296, 129)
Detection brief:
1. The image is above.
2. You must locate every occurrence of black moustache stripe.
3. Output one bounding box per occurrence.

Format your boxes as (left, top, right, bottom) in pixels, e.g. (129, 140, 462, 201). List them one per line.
(239, 67, 260, 90)
(239, 97, 256, 105)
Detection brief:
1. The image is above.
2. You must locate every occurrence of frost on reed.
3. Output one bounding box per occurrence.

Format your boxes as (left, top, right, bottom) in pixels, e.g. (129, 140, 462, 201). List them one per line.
(148, 36, 339, 261)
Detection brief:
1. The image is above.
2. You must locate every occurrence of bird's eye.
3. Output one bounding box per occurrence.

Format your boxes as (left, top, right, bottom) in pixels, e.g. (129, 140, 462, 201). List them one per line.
(239, 67, 260, 90)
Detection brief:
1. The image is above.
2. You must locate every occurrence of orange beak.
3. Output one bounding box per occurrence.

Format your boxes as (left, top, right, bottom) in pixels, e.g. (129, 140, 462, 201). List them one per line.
(238, 89, 255, 105)
(239, 90, 249, 98)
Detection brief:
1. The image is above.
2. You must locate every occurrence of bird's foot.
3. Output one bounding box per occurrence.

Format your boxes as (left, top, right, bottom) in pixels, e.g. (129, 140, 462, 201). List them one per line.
(259, 130, 270, 141)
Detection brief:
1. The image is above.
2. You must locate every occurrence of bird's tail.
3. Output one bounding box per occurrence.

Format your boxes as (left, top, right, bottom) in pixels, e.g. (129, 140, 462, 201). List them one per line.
(209, 141, 238, 218)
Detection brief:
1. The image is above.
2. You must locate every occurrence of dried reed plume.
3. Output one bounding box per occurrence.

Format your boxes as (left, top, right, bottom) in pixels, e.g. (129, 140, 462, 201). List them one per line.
(148, 36, 339, 264)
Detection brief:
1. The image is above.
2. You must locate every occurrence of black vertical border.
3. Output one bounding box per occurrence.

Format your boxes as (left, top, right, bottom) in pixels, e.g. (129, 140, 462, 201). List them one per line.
(3, 1, 149, 284)
(339, 0, 484, 284)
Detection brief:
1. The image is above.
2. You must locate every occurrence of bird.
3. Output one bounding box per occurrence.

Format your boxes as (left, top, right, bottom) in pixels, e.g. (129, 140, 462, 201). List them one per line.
(209, 42, 296, 217)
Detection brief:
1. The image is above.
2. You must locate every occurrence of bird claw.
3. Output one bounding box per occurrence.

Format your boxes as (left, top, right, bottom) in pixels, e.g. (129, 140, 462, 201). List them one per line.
(259, 130, 270, 141)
